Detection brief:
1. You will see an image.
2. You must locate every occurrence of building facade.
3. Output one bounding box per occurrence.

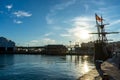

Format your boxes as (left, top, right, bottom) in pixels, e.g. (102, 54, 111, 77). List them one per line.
(45, 45, 68, 54)
(0, 37, 15, 52)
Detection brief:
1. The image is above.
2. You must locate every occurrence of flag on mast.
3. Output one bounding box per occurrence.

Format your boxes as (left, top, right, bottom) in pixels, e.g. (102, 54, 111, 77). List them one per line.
(95, 14, 103, 22)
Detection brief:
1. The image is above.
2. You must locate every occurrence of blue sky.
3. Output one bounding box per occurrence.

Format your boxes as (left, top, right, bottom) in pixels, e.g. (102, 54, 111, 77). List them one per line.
(0, 0, 120, 46)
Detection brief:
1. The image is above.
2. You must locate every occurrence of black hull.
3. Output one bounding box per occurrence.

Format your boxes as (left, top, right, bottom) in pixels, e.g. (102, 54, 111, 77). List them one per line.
(94, 42, 111, 61)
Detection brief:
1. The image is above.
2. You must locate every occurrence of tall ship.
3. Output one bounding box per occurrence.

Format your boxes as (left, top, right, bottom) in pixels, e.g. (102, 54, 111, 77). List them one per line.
(91, 14, 119, 62)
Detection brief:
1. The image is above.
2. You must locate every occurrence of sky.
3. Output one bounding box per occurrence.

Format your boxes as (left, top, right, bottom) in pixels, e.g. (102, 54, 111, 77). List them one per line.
(0, 0, 120, 46)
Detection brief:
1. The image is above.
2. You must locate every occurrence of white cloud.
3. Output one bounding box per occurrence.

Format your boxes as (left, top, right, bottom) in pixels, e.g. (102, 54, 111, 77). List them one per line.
(30, 40, 39, 43)
(51, 0, 76, 12)
(28, 40, 40, 46)
(106, 19, 120, 33)
(14, 20, 23, 24)
(84, 4, 89, 12)
(28, 38, 56, 46)
(46, 15, 54, 24)
(61, 16, 95, 42)
(46, 0, 76, 24)
(6, 4, 13, 10)
(44, 32, 53, 37)
(13, 11, 32, 17)
(52, 26, 62, 30)
(13, 11, 32, 24)
(110, 19, 120, 26)
(60, 34, 71, 37)
(43, 38, 56, 44)
(91, 0, 105, 5)
(71, 16, 94, 29)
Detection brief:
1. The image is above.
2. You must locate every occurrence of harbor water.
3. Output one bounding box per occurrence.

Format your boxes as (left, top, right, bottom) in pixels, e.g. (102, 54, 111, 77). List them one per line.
(0, 54, 95, 80)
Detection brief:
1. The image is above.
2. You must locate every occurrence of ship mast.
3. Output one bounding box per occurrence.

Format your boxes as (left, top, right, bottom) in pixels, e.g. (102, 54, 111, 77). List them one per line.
(95, 14, 101, 41)
(90, 14, 119, 62)
(90, 14, 119, 43)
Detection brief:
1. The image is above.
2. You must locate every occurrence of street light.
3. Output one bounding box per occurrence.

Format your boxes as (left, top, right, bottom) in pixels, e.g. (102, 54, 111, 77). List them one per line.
(69, 41, 72, 53)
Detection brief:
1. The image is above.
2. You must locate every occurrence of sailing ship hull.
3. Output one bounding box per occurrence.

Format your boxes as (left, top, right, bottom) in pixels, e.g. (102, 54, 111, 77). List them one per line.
(94, 42, 111, 61)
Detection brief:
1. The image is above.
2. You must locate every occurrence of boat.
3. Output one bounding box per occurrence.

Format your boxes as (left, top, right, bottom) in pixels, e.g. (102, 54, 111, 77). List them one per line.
(90, 13, 119, 79)
(90, 14, 119, 63)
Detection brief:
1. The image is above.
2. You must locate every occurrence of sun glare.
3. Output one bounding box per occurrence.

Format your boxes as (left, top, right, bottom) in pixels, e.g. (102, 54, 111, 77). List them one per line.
(80, 30, 90, 40)
(74, 30, 90, 40)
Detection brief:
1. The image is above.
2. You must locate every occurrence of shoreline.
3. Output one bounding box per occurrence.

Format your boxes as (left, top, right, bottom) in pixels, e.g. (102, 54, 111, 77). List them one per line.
(77, 68, 101, 80)
(0, 51, 94, 56)
(78, 55, 120, 80)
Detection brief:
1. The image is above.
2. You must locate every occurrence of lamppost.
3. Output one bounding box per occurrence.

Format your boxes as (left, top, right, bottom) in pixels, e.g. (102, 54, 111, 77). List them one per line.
(69, 41, 72, 54)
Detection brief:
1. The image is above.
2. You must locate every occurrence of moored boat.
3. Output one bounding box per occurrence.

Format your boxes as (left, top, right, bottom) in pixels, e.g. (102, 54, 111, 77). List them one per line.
(91, 14, 118, 62)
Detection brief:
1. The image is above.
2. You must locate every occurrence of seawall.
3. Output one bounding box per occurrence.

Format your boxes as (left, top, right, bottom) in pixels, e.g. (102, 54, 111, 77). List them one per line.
(78, 53, 120, 80)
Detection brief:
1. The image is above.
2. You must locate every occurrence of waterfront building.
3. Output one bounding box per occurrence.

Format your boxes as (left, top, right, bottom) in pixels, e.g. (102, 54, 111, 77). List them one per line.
(81, 41, 94, 48)
(74, 42, 81, 54)
(109, 41, 120, 53)
(74, 46, 81, 54)
(0, 37, 15, 52)
(45, 45, 68, 54)
(79, 41, 94, 55)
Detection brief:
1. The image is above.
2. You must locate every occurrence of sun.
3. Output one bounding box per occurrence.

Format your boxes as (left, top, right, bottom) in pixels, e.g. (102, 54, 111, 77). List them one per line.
(80, 30, 90, 40)
(74, 30, 90, 40)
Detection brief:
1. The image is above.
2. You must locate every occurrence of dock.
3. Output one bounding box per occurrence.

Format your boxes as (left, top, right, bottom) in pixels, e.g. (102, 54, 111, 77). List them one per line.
(78, 54, 120, 80)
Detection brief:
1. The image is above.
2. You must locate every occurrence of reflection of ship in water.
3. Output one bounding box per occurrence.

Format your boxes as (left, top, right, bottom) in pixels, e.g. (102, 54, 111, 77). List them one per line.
(0, 54, 14, 68)
(90, 14, 119, 62)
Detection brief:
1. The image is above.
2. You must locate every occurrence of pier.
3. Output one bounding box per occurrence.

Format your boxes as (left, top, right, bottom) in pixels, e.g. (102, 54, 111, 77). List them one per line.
(16, 46, 45, 52)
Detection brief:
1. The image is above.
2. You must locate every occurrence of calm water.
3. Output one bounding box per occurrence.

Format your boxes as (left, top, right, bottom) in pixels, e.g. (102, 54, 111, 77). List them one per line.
(0, 54, 95, 80)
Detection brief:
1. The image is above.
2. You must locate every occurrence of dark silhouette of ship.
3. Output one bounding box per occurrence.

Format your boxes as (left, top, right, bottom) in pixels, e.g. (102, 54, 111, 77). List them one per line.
(90, 14, 119, 78)
(90, 14, 119, 62)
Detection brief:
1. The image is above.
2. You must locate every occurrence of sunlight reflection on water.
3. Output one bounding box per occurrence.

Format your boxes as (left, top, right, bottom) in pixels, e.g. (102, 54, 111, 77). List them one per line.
(0, 54, 94, 80)
(83, 61, 89, 73)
